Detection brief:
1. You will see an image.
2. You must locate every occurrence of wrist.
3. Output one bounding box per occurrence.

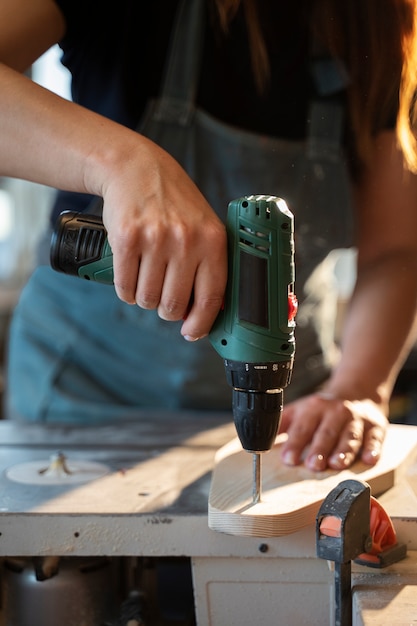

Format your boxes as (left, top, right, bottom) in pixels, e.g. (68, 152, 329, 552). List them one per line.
(317, 378, 390, 410)
(83, 120, 141, 197)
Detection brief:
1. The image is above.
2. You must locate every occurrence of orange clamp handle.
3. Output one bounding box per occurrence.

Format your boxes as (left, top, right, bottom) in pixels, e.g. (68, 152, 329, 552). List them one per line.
(357, 496, 398, 564)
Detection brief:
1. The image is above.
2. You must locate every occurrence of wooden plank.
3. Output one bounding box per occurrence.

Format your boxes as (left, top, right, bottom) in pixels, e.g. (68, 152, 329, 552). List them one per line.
(208, 424, 417, 537)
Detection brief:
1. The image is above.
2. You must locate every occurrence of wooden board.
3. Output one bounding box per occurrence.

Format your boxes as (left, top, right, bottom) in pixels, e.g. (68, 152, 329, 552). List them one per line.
(208, 424, 417, 537)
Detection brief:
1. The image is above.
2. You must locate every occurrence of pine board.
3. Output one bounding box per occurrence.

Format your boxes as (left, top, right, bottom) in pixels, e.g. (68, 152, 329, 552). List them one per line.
(208, 424, 417, 537)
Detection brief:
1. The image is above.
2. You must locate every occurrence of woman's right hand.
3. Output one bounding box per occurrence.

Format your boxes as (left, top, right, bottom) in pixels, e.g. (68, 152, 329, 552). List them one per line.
(98, 135, 228, 341)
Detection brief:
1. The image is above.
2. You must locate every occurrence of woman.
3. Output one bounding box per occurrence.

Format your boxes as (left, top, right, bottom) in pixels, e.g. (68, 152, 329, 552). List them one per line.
(2, 0, 417, 471)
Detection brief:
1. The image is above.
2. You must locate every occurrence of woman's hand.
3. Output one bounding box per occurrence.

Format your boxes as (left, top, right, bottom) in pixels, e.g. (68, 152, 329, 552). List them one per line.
(95, 135, 228, 342)
(279, 392, 388, 471)
(0, 51, 228, 343)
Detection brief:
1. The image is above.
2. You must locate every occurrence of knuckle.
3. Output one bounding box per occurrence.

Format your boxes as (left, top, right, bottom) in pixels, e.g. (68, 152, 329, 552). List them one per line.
(110, 224, 140, 252)
(144, 223, 168, 248)
(288, 423, 314, 441)
(159, 297, 186, 320)
(345, 425, 363, 441)
(316, 426, 339, 443)
(136, 290, 160, 309)
(205, 218, 227, 241)
(197, 294, 224, 312)
(365, 430, 384, 446)
(344, 440, 362, 456)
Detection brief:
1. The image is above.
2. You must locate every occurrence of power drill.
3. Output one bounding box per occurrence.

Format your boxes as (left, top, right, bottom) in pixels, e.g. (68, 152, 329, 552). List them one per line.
(50, 195, 297, 503)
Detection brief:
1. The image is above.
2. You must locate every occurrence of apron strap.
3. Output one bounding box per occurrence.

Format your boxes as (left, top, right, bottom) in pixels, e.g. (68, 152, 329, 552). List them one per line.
(307, 100, 345, 161)
(151, 0, 205, 125)
(307, 37, 350, 161)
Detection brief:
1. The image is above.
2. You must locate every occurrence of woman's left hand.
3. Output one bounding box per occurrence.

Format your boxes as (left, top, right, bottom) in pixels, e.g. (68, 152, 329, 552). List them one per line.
(278, 392, 388, 471)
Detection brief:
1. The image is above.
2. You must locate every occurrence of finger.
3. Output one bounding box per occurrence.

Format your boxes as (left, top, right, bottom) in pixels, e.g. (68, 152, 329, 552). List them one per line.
(324, 418, 364, 470)
(107, 221, 141, 304)
(180, 260, 227, 341)
(280, 399, 323, 466)
(113, 247, 140, 305)
(180, 282, 225, 340)
(134, 253, 166, 311)
(360, 423, 386, 465)
(278, 401, 295, 434)
(157, 260, 195, 321)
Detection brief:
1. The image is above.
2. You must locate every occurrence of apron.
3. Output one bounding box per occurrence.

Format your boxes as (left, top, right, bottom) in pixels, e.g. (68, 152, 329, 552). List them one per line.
(6, 0, 353, 424)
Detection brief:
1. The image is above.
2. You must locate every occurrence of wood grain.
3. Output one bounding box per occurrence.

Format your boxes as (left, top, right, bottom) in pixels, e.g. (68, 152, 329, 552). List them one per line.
(208, 424, 417, 537)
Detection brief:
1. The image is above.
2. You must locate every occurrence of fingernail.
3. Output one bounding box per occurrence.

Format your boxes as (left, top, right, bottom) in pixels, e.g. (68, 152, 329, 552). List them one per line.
(306, 453, 326, 471)
(283, 450, 298, 466)
(363, 449, 379, 464)
(184, 334, 207, 342)
(329, 452, 349, 469)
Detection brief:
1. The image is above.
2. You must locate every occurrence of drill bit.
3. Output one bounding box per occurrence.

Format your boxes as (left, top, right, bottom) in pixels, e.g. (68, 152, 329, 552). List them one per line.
(252, 453, 262, 503)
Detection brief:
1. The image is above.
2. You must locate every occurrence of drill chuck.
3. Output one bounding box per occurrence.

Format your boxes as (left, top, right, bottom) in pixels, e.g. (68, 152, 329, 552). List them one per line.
(232, 388, 283, 453)
(224, 357, 290, 452)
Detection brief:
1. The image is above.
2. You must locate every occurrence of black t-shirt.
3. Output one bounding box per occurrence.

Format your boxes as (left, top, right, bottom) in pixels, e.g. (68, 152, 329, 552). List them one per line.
(54, 0, 314, 137)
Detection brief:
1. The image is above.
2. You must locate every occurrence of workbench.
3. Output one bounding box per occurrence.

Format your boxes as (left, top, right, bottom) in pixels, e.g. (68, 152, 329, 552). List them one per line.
(0, 414, 416, 625)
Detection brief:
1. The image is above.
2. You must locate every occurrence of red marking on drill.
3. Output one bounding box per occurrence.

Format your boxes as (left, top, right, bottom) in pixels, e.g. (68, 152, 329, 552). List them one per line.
(288, 293, 298, 322)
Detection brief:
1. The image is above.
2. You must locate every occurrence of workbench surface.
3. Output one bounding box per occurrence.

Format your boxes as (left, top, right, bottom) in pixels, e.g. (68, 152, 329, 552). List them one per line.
(0, 414, 317, 559)
(1, 416, 417, 564)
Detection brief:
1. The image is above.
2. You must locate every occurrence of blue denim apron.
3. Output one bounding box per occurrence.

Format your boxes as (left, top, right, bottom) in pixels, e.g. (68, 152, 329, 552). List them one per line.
(6, 0, 353, 423)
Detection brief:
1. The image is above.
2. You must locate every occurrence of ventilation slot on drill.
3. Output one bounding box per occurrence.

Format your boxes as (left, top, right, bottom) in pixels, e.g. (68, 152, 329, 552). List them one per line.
(75, 228, 106, 263)
(239, 224, 270, 254)
(257, 205, 271, 220)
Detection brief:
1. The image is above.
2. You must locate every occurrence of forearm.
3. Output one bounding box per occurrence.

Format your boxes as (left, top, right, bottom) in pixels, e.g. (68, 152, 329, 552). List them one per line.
(324, 134, 417, 409)
(0, 62, 141, 195)
(323, 250, 417, 410)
